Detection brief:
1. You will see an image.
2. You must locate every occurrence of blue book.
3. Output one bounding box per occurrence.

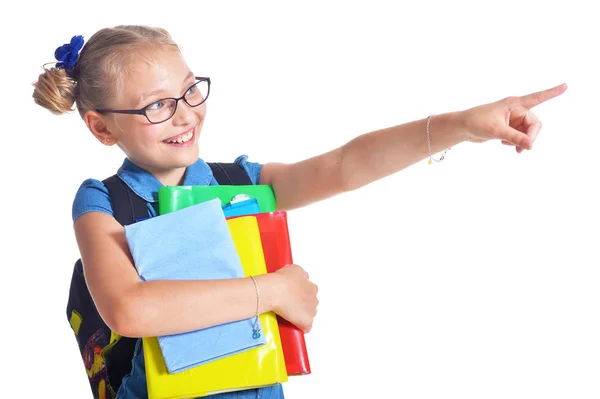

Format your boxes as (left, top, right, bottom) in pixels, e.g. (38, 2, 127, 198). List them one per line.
(123, 198, 266, 373)
(222, 195, 260, 217)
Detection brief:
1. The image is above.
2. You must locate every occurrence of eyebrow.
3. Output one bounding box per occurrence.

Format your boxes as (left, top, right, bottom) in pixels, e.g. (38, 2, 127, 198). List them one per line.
(138, 72, 196, 103)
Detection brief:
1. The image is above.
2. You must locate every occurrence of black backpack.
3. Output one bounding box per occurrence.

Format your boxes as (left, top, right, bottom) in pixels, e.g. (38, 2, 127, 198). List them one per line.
(66, 162, 253, 399)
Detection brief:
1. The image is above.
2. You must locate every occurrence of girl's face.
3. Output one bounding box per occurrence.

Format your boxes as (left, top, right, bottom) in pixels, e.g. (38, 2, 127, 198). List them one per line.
(102, 48, 206, 182)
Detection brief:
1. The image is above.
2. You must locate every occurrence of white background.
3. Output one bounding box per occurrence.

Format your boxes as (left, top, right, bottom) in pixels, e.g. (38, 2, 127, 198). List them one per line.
(1, 1, 598, 398)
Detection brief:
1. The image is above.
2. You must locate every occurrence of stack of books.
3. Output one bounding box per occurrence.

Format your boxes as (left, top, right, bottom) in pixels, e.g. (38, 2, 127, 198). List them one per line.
(123, 184, 310, 399)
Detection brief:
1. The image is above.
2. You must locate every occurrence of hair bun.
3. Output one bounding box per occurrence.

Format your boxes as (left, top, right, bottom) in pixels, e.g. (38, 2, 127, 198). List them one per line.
(32, 67, 77, 115)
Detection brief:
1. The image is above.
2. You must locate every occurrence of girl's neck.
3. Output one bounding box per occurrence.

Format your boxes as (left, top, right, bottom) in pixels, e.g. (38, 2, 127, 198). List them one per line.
(126, 158, 188, 186)
(152, 167, 187, 187)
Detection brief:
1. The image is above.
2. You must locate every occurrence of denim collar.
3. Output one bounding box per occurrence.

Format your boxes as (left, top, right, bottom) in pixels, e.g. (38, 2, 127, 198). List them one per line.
(116, 157, 214, 203)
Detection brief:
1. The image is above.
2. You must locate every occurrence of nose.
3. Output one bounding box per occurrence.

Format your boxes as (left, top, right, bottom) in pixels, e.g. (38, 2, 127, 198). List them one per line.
(171, 99, 199, 126)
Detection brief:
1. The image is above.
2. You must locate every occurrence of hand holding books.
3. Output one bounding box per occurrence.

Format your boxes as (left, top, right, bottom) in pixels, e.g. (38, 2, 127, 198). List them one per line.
(268, 264, 318, 334)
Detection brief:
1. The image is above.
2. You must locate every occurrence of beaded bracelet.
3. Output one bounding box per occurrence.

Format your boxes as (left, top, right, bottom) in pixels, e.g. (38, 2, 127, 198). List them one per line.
(426, 114, 451, 164)
(249, 276, 261, 339)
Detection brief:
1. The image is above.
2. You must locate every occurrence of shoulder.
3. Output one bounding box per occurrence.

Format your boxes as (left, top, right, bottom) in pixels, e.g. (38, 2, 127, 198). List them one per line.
(72, 178, 113, 223)
(233, 155, 263, 185)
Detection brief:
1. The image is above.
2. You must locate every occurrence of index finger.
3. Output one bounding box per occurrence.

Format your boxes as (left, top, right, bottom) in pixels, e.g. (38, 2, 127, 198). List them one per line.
(519, 83, 567, 109)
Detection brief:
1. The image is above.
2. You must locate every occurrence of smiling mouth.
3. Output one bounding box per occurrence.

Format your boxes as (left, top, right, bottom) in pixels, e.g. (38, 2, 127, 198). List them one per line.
(164, 128, 194, 144)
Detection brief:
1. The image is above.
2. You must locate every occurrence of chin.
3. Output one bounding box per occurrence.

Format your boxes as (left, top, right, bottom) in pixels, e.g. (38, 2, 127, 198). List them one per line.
(173, 147, 200, 168)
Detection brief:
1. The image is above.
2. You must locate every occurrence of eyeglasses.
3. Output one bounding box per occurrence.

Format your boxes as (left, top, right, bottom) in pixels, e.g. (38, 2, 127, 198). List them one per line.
(96, 77, 211, 124)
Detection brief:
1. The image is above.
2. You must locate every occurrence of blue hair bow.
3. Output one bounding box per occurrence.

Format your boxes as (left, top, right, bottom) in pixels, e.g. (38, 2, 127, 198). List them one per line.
(55, 35, 85, 69)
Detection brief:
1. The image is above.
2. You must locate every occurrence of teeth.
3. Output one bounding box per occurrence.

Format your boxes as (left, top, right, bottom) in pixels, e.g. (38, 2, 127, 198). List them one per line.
(168, 130, 193, 144)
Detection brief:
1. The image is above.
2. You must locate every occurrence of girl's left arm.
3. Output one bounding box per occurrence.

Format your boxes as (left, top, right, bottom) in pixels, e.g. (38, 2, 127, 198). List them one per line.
(260, 111, 467, 211)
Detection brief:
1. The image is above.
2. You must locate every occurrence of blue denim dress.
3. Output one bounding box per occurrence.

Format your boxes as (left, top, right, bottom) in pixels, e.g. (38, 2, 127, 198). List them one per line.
(73, 156, 284, 399)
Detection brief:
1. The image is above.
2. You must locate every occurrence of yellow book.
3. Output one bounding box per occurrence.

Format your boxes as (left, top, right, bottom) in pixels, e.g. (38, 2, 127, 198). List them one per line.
(143, 216, 288, 399)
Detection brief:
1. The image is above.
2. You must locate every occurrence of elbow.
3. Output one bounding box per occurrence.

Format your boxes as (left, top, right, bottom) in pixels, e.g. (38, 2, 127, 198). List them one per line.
(338, 145, 362, 193)
(100, 295, 143, 338)
(339, 168, 360, 193)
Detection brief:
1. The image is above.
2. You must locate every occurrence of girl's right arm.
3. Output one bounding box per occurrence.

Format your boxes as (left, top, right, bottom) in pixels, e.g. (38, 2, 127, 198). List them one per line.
(75, 211, 318, 338)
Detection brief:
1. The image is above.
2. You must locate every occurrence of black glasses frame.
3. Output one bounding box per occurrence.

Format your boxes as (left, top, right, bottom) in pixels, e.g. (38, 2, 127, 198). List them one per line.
(96, 77, 211, 124)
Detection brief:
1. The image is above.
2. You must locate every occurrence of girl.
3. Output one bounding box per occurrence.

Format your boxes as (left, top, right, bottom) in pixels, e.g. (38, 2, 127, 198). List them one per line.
(33, 25, 566, 399)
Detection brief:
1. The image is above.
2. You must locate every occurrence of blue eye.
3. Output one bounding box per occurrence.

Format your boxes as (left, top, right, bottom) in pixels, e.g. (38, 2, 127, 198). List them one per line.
(186, 85, 197, 95)
(147, 101, 164, 111)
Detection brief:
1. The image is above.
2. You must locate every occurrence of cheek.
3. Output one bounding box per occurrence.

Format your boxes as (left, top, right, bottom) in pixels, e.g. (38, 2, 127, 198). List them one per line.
(131, 119, 163, 139)
(111, 117, 148, 139)
(144, 124, 167, 141)
(120, 124, 164, 150)
(195, 104, 207, 120)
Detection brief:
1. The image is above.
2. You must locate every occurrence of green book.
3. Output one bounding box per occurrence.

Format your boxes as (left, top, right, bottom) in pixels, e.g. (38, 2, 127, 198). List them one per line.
(158, 185, 277, 215)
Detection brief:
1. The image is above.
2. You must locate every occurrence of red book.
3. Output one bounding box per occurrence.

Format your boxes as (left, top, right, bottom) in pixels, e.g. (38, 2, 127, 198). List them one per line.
(228, 211, 311, 375)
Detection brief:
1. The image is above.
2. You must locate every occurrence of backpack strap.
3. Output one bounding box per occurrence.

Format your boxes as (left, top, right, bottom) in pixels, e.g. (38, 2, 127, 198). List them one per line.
(68, 175, 148, 397)
(208, 162, 253, 186)
(103, 175, 149, 225)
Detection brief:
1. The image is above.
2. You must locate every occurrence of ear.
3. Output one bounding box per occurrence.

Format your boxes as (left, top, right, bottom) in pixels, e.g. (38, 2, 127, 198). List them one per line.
(83, 111, 116, 146)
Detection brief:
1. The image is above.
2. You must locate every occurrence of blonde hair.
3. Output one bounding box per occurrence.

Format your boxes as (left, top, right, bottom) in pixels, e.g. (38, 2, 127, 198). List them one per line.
(33, 25, 179, 118)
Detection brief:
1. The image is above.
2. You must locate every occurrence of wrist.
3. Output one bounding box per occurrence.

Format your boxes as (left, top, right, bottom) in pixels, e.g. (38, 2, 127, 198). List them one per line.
(254, 273, 282, 314)
(444, 111, 470, 144)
